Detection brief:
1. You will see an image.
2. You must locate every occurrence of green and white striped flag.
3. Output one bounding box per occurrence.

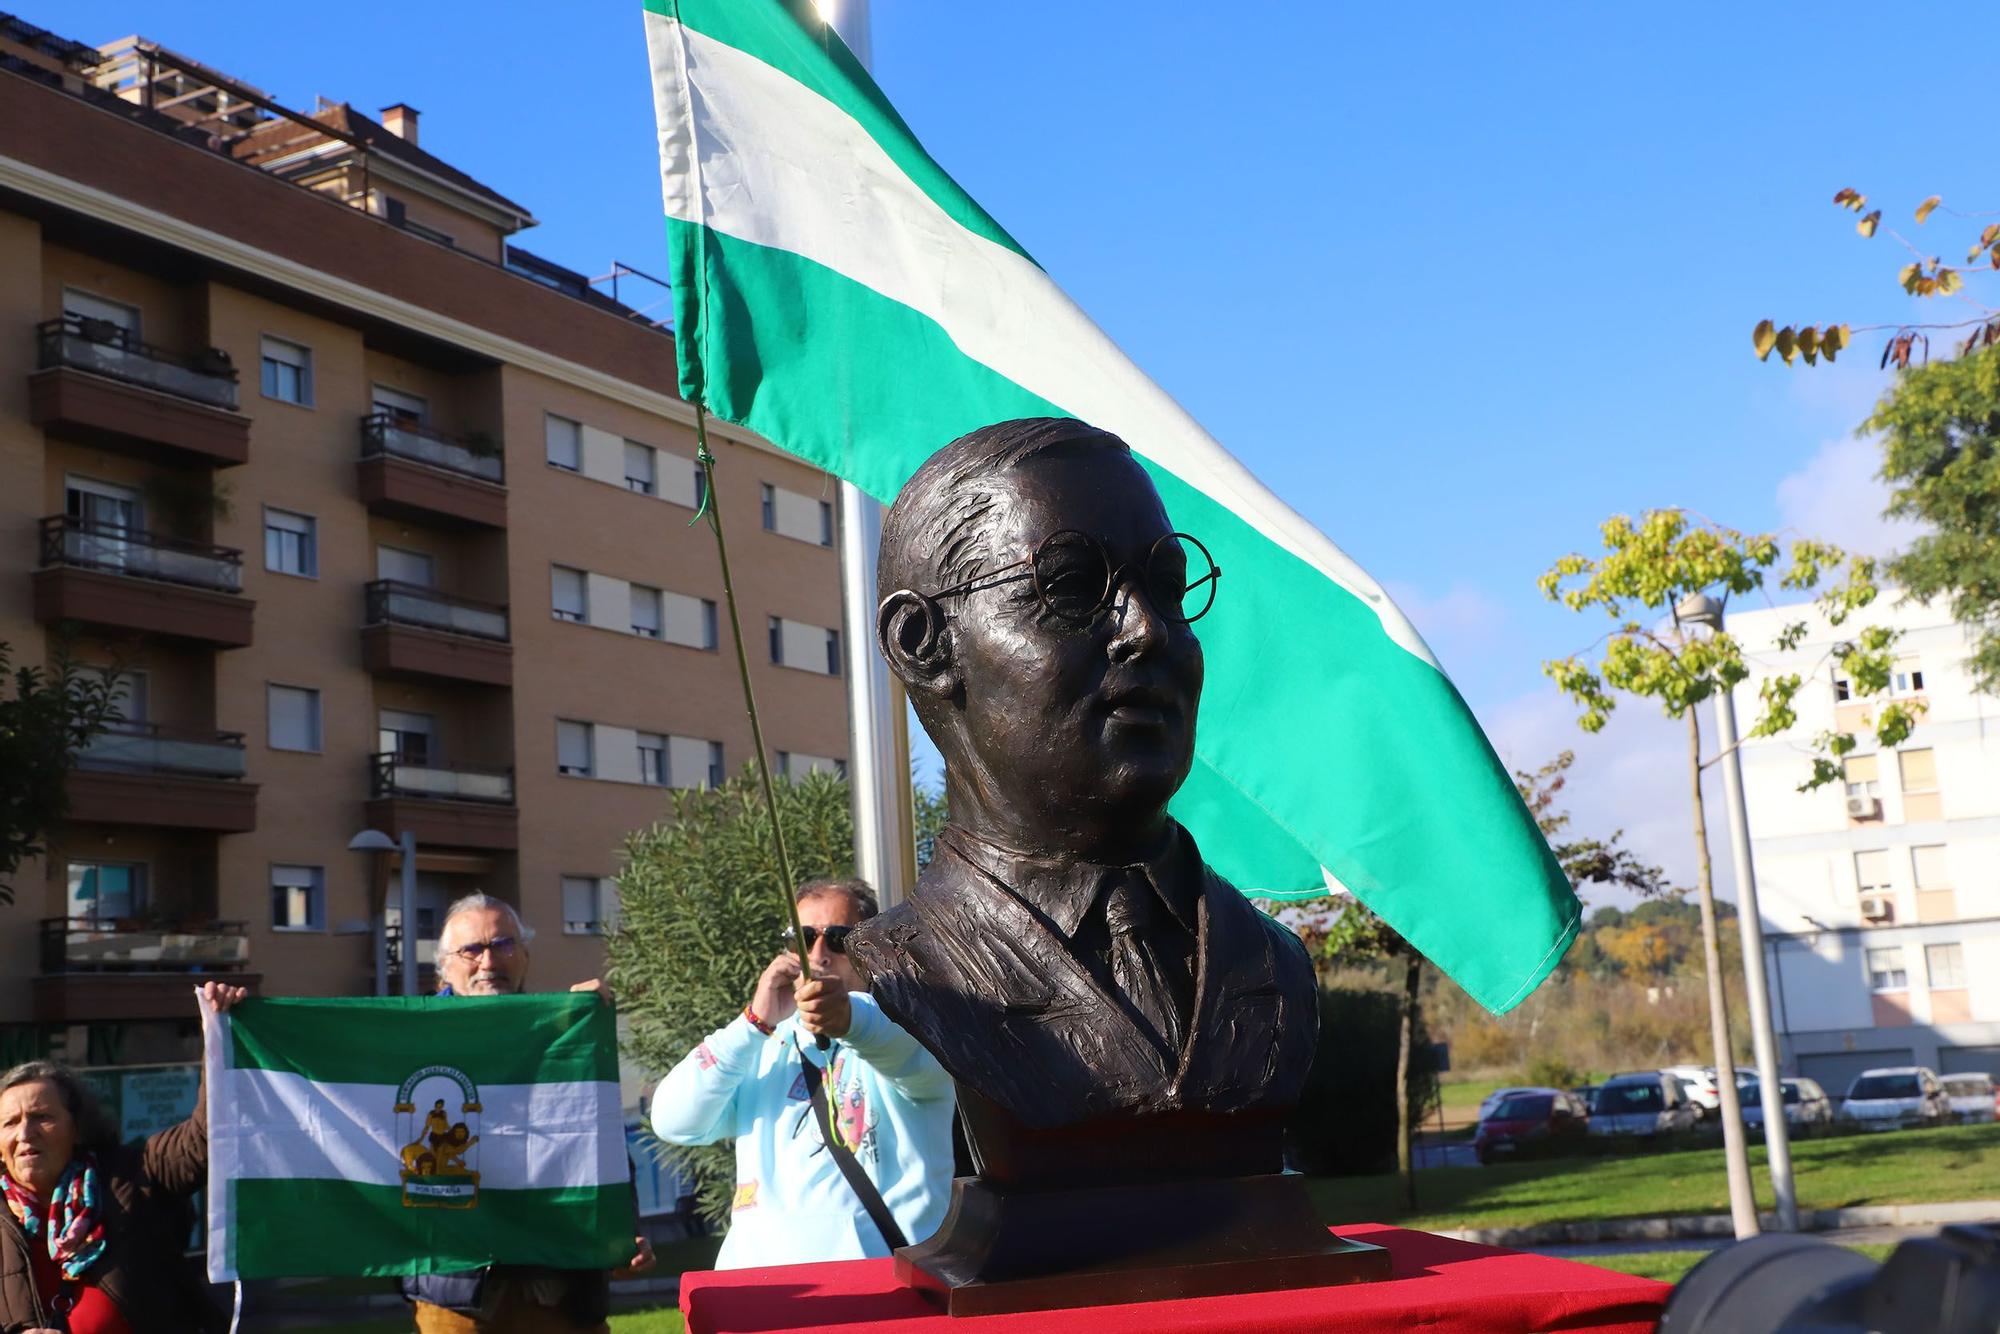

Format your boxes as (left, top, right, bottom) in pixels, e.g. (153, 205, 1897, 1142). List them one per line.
(643, 1, 1578, 1013)
(202, 993, 631, 1280)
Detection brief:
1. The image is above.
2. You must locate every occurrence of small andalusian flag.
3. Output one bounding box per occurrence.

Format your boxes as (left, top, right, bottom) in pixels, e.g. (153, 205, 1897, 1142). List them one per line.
(643, 2, 1579, 1013)
(202, 993, 631, 1280)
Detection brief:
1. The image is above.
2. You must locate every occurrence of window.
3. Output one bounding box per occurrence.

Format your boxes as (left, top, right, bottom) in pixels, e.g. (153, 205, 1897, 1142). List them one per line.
(707, 741, 725, 788)
(552, 566, 587, 622)
(1912, 844, 1951, 892)
(1855, 849, 1892, 895)
(1866, 946, 1908, 991)
(636, 732, 666, 785)
(1926, 943, 1967, 989)
(378, 710, 436, 765)
(820, 499, 835, 547)
(768, 615, 782, 663)
(105, 670, 148, 726)
(67, 860, 145, 921)
(1834, 676, 1852, 702)
(768, 616, 839, 674)
(760, 482, 838, 546)
(556, 720, 594, 776)
(546, 414, 582, 471)
(827, 626, 843, 676)
(372, 385, 428, 424)
(268, 684, 322, 752)
(1844, 754, 1880, 800)
(761, 483, 776, 531)
(1899, 748, 1938, 794)
(625, 441, 657, 495)
(259, 336, 313, 405)
(631, 584, 663, 638)
(694, 467, 709, 511)
(1892, 662, 1926, 696)
(264, 508, 317, 577)
(702, 599, 720, 651)
(562, 875, 608, 935)
(271, 864, 325, 931)
(63, 288, 140, 338)
(377, 544, 436, 588)
(777, 751, 843, 780)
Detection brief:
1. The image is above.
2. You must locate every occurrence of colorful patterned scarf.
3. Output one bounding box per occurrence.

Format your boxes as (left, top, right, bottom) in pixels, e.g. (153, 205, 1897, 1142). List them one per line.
(2, 1154, 108, 1280)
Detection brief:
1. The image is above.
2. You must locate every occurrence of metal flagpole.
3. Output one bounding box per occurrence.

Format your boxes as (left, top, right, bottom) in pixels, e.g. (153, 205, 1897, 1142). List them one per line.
(821, 0, 917, 908)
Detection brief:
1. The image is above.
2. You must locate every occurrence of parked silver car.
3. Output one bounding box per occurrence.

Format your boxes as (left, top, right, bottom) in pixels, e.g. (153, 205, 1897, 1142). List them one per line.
(1589, 1072, 1700, 1137)
(1741, 1077, 1833, 1133)
(1838, 1066, 1949, 1131)
(1940, 1072, 1998, 1124)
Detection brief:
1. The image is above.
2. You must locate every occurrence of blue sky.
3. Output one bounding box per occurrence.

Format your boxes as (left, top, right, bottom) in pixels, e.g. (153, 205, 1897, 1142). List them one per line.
(49, 2, 1976, 898)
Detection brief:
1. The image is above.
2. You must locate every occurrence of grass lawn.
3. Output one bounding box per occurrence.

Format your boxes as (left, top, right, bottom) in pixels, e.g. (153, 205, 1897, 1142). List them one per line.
(1580, 1241, 1896, 1285)
(1313, 1121, 2000, 1232)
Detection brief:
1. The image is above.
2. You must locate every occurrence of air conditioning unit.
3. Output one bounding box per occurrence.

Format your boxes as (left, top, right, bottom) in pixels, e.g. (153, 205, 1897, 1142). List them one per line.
(1859, 894, 1894, 922)
(1846, 795, 1881, 819)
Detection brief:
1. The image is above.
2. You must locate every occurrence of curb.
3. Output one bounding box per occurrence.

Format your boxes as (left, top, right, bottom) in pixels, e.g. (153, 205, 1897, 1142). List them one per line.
(1436, 1198, 2000, 1246)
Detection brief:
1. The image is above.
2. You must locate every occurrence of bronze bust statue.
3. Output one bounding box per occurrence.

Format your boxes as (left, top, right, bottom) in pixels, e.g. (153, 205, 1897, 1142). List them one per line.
(848, 419, 1375, 1312)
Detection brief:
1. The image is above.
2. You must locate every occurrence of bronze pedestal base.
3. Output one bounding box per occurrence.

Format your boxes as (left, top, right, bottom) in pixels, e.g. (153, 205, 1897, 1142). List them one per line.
(895, 1172, 1391, 1316)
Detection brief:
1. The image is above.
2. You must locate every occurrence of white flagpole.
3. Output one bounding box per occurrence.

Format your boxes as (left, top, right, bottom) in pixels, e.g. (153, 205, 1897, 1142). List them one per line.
(821, 0, 915, 908)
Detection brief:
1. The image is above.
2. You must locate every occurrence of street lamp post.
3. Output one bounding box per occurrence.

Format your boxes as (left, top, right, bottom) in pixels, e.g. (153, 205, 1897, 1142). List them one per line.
(1678, 593, 1800, 1231)
(349, 827, 418, 998)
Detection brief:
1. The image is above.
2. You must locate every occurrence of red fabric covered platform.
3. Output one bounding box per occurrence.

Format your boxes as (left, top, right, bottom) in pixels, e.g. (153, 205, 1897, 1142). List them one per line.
(679, 1222, 1671, 1333)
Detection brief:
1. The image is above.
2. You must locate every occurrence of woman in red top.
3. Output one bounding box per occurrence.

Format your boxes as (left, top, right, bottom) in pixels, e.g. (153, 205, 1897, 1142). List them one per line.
(0, 981, 245, 1334)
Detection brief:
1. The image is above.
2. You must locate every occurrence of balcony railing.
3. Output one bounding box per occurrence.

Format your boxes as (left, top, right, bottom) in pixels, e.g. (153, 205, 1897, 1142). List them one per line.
(360, 413, 504, 484)
(36, 315, 240, 411)
(365, 580, 509, 642)
(371, 753, 515, 805)
(74, 722, 247, 779)
(40, 515, 244, 594)
(40, 917, 251, 973)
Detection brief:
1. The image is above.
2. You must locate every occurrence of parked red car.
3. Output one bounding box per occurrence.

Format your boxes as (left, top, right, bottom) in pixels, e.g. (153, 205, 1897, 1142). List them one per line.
(1474, 1087, 1590, 1164)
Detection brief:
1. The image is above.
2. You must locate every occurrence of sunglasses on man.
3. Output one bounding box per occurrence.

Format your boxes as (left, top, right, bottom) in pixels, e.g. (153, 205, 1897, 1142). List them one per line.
(445, 935, 519, 964)
(781, 924, 853, 954)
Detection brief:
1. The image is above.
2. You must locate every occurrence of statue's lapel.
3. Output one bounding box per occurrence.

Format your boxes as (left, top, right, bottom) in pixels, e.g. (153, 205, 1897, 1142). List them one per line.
(1174, 867, 1287, 1109)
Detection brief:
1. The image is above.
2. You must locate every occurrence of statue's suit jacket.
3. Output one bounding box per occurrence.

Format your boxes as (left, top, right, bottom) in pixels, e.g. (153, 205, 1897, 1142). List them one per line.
(848, 824, 1319, 1133)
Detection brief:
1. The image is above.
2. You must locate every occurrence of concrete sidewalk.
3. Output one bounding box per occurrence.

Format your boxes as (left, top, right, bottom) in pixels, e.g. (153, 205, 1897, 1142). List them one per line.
(1437, 1198, 2000, 1247)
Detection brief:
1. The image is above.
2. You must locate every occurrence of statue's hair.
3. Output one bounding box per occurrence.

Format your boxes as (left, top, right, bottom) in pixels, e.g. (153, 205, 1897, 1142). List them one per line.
(795, 876, 880, 922)
(439, 892, 535, 945)
(877, 417, 1132, 601)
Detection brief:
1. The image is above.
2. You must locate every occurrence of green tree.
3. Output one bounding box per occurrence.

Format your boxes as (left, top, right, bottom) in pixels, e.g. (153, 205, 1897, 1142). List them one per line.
(1540, 508, 1906, 1235)
(610, 768, 949, 1227)
(1, 642, 116, 906)
(1865, 349, 2000, 693)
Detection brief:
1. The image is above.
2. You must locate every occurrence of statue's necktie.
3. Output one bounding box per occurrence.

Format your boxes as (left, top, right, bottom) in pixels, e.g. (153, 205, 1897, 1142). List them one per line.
(1103, 873, 1191, 1061)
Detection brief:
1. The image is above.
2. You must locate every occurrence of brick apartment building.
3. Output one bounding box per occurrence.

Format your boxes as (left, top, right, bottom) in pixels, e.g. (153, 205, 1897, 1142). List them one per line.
(0, 14, 851, 1070)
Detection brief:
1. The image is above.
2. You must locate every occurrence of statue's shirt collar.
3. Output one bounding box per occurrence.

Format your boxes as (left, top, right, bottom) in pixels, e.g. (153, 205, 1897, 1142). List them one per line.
(937, 822, 1201, 939)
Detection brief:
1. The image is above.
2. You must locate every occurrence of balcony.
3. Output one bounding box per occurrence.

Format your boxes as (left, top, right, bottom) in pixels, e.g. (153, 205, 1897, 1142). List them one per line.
(360, 580, 512, 686)
(356, 413, 507, 529)
(32, 515, 254, 647)
(365, 754, 517, 849)
(30, 316, 250, 466)
(67, 723, 257, 832)
(34, 916, 259, 1022)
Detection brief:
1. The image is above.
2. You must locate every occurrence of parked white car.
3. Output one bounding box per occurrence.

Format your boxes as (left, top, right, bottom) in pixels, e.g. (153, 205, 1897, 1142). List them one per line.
(1838, 1067, 1949, 1131)
(1741, 1077, 1833, 1133)
(1590, 1072, 1700, 1138)
(1940, 1073, 1998, 1124)
(1660, 1064, 1756, 1119)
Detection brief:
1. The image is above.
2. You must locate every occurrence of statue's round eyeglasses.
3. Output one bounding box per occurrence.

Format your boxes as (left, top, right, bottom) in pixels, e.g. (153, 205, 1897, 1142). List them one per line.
(924, 530, 1221, 626)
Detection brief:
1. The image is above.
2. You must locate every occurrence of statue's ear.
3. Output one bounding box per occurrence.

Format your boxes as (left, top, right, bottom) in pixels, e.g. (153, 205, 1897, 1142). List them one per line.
(878, 589, 956, 696)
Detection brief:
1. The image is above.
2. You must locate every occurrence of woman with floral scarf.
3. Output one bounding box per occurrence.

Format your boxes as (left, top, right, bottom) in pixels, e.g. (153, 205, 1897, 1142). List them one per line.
(0, 981, 245, 1334)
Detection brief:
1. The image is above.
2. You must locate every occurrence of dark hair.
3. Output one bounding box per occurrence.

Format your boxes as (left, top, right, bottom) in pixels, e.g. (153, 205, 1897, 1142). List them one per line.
(877, 417, 1133, 601)
(0, 1060, 121, 1155)
(795, 876, 879, 922)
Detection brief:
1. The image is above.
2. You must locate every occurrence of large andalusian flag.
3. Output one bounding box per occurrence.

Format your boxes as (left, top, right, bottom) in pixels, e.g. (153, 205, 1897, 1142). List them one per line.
(643, 1, 1578, 1013)
(202, 994, 631, 1280)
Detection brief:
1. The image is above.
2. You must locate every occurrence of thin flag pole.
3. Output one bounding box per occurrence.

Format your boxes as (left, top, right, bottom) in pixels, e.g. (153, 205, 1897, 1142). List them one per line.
(689, 406, 824, 1045)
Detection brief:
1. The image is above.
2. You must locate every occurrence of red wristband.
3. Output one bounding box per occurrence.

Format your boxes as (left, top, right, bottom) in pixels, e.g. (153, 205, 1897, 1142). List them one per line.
(742, 1005, 775, 1036)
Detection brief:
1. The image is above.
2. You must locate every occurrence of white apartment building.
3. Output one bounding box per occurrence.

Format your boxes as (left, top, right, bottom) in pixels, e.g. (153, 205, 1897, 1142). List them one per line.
(1729, 593, 2000, 1096)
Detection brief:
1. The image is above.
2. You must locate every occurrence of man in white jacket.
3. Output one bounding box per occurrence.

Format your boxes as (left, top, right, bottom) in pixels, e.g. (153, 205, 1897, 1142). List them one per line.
(650, 878, 955, 1269)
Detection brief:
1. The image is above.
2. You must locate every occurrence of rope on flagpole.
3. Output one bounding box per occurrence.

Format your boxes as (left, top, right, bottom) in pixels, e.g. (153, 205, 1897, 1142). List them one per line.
(689, 405, 827, 1048)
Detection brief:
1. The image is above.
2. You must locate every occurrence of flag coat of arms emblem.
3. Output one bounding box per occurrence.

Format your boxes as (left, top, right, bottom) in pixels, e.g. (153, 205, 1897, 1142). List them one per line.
(642, 0, 1580, 1012)
(202, 993, 631, 1280)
